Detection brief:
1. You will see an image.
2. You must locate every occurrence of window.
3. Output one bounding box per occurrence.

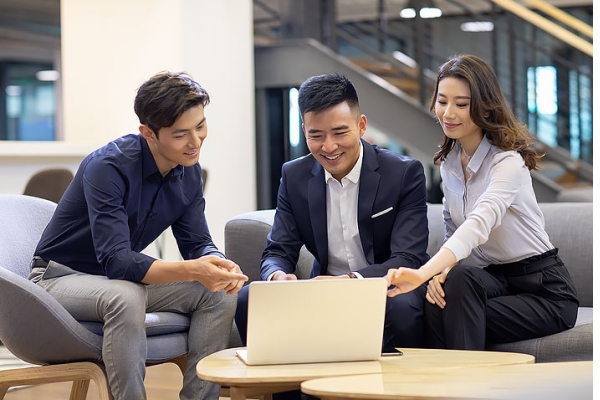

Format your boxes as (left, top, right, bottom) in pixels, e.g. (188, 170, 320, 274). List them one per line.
(2, 62, 57, 141)
(527, 66, 557, 147)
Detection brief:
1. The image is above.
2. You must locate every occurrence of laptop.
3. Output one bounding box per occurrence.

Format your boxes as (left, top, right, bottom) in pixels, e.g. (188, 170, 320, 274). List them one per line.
(236, 277, 388, 365)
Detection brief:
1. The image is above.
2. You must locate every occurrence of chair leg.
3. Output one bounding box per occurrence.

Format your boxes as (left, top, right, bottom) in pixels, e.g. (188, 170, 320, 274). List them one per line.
(0, 361, 112, 400)
(147, 355, 188, 376)
(69, 379, 91, 400)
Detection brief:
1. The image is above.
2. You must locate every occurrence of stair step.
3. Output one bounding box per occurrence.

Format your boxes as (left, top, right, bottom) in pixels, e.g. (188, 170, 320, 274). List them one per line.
(351, 59, 400, 76)
(383, 76, 420, 93)
(254, 34, 277, 45)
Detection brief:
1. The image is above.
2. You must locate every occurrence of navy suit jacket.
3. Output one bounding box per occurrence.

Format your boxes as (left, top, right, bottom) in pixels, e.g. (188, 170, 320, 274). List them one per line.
(260, 140, 430, 280)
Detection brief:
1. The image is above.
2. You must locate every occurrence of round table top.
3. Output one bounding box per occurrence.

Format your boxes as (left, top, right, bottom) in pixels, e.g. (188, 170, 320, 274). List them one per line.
(301, 361, 592, 399)
(196, 347, 534, 387)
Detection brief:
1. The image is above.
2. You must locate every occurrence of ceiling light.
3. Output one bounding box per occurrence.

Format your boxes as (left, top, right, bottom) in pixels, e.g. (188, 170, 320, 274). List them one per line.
(419, 7, 442, 18)
(400, 8, 416, 18)
(36, 70, 60, 81)
(400, 0, 442, 19)
(461, 21, 494, 32)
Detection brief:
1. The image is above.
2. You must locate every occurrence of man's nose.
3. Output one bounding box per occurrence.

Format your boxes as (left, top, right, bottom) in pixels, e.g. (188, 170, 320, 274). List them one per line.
(190, 132, 204, 147)
(321, 135, 338, 152)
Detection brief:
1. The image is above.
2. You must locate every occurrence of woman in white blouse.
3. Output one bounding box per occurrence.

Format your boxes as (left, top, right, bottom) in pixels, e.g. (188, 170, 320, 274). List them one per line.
(386, 54, 578, 349)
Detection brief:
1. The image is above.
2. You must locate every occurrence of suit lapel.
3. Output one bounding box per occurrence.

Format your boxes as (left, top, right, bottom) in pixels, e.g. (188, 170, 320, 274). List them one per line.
(308, 161, 328, 274)
(358, 141, 379, 264)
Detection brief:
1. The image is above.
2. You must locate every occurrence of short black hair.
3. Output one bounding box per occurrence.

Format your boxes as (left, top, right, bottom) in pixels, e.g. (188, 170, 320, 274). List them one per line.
(134, 71, 210, 136)
(297, 73, 359, 118)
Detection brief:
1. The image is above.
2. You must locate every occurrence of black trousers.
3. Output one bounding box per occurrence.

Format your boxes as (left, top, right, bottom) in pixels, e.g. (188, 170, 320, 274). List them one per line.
(425, 249, 579, 350)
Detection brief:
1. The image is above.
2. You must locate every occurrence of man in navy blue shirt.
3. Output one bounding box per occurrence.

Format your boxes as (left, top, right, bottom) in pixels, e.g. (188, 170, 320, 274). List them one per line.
(29, 71, 248, 400)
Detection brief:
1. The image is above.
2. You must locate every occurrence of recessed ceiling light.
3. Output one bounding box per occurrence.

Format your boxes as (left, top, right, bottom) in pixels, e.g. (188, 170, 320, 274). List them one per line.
(461, 21, 494, 32)
(400, 6, 442, 19)
(400, 8, 416, 18)
(420, 7, 442, 18)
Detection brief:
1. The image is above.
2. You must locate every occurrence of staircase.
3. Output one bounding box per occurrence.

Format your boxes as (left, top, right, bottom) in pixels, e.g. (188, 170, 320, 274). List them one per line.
(253, 0, 593, 203)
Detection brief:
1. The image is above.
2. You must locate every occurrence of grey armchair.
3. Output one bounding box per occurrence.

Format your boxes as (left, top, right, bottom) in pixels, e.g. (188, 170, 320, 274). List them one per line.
(0, 194, 190, 399)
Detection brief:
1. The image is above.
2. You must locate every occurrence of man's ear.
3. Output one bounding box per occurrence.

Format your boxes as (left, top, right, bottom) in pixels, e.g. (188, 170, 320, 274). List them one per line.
(139, 125, 156, 142)
(358, 114, 367, 138)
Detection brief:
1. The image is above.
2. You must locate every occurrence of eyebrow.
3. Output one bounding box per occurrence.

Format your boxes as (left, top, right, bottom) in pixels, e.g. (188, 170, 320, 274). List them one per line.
(171, 117, 206, 134)
(437, 93, 471, 100)
(307, 124, 350, 134)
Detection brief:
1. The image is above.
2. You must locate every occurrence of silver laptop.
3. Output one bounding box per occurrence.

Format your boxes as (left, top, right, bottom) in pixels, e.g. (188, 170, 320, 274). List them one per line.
(236, 277, 388, 365)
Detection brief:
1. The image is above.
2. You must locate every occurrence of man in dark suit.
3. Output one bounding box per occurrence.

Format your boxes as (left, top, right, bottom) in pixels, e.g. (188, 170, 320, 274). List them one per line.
(235, 73, 429, 353)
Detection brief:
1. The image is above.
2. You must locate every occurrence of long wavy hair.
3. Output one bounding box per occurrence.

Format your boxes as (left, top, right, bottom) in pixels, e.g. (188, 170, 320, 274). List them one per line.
(430, 54, 541, 171)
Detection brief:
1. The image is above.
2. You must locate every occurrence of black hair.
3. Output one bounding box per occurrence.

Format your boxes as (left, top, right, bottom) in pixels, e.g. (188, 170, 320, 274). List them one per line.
(298, 73, 359, 118)
(134, 71, 210, 137)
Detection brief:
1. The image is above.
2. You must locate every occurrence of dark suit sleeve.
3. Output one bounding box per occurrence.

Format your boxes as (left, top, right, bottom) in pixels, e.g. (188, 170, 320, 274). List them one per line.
(356, 158, 430, 277)
(260, 166, 305, 280)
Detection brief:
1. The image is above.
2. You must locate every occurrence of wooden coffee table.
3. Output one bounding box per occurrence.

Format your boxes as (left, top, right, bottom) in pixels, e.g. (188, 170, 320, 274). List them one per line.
(301, 360, 592, 399)
(196, 347, 534, 400)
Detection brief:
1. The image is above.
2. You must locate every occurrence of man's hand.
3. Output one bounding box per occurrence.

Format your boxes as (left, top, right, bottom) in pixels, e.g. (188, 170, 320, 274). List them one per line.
(187, 255, 248, 294)
(426, 271, 448, 308)
(385, 267, 428, 297)
(271, 271, 297, 281)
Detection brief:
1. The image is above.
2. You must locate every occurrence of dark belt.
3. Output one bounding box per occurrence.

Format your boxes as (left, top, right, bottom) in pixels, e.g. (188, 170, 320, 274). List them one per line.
(30, 256, 49, 268)
(485, 248, 561, 277)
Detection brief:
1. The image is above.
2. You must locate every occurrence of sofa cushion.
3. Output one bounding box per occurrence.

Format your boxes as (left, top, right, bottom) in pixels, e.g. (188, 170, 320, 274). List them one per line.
(489, 307, 593, 362)
(79, 312, 190, 336)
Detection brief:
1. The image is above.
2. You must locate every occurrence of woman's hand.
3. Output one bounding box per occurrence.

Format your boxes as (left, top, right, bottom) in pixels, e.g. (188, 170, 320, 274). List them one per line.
(385, 267, 428, 297)
(426, 271, 448, 308)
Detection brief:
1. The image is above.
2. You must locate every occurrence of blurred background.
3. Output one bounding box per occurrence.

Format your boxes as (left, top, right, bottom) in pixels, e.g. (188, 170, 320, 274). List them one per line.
(0, 0, 593, 254)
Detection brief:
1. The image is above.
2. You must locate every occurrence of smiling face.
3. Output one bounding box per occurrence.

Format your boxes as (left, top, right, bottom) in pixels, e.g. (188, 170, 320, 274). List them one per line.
(434, 77, 483, 149)
(303, 101, 366, 181)
(140, 105, 207, 176)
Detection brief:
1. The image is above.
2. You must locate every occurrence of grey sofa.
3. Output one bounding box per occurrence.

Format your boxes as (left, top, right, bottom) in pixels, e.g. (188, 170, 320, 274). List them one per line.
(225, 202, 593, 362)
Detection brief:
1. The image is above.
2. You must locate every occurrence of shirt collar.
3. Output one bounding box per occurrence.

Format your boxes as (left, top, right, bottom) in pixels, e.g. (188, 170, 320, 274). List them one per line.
(324, 142, 363, 185)
(465, 137, 492, 174)
(448, 137, 492, 174)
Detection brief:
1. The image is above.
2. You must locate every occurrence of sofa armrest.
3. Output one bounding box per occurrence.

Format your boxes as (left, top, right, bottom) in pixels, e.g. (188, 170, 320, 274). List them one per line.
(224, 210, 314, 283)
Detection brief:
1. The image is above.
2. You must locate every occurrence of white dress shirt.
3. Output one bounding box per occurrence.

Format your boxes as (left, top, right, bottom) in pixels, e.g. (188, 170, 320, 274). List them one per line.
(325, 143, 368, 276)
(441, 137, 553, 266)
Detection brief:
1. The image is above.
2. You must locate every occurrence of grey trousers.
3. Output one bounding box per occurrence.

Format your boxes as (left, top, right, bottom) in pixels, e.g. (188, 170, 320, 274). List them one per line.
(34, 261, 236, 400)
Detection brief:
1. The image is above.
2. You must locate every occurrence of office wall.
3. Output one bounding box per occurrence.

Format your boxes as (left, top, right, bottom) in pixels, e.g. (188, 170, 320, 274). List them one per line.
(0, 0, 256, 259)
